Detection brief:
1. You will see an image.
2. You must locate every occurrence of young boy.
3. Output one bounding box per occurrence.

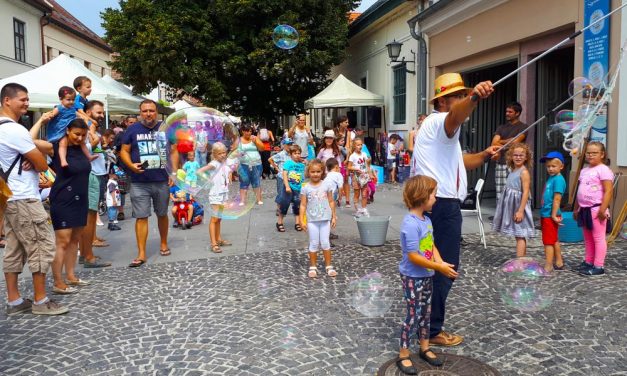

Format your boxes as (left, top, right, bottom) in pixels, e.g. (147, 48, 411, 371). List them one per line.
(539, 151, 567, 272)
(324, 158, 344, 240)
(269, 137, 293, 216)
(277, 144, 305, 232)
(106, 170, 121, 231)
(386, 134, 400, 183)
(73, 76, 92, 124)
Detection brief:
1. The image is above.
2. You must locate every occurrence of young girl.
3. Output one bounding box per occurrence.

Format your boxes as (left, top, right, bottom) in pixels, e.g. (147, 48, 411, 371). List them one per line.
(300, 159, 337, 278)
(317, 130, 343, 165)
(197, 142, 233, 253)
(183, 151, 201, 188)
(397, 175, 457, 373)
(347, 137, 371, 216)
(46, 86, 97, 167)
(492, 143, 535, 257)
(574, 141, 614, 276)
(338, 136, 350, 208)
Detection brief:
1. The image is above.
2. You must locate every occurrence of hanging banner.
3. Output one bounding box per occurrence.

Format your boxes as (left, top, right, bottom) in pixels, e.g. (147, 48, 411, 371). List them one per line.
(583, 0, 610, 145)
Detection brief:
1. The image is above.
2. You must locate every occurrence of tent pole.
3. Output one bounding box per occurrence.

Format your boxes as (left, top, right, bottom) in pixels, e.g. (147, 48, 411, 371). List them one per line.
(105, 98, 109, 129)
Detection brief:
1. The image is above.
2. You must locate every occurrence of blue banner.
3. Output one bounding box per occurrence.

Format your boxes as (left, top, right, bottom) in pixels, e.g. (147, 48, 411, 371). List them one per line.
(583, 0, 610, 144)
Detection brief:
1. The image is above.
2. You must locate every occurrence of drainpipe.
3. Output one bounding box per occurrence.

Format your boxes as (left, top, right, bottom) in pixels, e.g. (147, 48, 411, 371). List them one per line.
(40, 12, 51, 65)
(407, 17, 427, 115)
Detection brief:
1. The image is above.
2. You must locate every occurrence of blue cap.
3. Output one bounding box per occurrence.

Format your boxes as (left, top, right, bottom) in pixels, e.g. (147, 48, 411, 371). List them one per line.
(281, 137, 294, 145)
(540, 151, 565, 164)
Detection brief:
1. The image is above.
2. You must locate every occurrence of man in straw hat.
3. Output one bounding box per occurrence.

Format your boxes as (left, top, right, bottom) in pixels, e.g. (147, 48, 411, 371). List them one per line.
(410, 73, 499, 347)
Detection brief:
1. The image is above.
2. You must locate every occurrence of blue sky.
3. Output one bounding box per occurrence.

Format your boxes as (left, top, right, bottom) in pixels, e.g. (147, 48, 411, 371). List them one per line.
(56, 0, 377, 37)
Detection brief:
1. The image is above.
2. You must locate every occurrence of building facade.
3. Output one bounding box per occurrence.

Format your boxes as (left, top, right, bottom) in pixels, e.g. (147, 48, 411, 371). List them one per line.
(334, 0, 625, 215)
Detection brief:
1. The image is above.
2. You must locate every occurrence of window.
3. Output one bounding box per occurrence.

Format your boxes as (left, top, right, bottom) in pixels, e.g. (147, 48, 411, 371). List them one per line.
(14, 18, 26, 62)
(360, 77, 367, 126)
(46, 46, 53, 62)
(84, 61, 91, 70)
(101, 67, 106, 76)
(393, 65, 406, 124)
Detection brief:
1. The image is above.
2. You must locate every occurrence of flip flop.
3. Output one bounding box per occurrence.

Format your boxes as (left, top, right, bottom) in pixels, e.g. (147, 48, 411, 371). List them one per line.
(92, 240, 109, 247)
(128, 259, 145, 268)
(218, 240, 232, 246)
(160, 248, 171, 256)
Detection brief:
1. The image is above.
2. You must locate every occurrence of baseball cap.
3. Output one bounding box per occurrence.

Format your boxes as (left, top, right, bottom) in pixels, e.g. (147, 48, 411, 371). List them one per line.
(281, 137, 294, 145)
(540, 151, 565, 164)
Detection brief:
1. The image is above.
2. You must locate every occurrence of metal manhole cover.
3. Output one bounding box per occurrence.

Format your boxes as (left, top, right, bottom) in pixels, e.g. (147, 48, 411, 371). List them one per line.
(377, 353, 500, 376)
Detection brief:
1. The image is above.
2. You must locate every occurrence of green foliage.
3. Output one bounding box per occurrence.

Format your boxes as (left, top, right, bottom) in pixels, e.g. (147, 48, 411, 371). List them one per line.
(102, 0, 358, 122)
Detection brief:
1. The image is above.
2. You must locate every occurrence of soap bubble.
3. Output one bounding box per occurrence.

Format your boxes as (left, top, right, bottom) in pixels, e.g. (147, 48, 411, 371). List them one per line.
(160, 107, 239, 195)
(620, 223, 627, 240)
(496, 258, 554, 312)
(568, 77, 594, 106)
(272, 24, 299, 50)
(348, 272, 394, 318)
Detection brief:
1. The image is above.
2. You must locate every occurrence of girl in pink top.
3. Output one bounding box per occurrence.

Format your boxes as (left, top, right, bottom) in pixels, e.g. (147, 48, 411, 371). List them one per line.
(574, 142, 614, 276)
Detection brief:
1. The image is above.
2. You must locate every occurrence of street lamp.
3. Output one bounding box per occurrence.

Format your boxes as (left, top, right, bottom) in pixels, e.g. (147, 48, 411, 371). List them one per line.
(385, 39, 416, 74)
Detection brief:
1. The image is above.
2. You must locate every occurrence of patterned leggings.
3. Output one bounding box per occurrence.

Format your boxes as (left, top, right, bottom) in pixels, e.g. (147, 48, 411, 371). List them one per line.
(399, 274, 433, 349)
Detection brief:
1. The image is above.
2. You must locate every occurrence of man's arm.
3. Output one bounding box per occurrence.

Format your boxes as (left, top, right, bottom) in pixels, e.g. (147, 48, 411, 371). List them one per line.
(463, 145, 499, 170)
(444, 81, 494, 138)
(22, 148, 48, 172)
(120, 144, 142, 174)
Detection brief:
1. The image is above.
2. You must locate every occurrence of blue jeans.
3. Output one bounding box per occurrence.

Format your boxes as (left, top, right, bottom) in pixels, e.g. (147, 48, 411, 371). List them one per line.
(425, 198, 462, 338)
(278, 189, 300, 216)
(107, 205, 118, 223)
(238, 164, 262, 189)
(275, 177, 286, 205)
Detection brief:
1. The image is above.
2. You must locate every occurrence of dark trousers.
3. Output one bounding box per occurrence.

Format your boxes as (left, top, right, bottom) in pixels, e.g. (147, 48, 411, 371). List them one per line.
(261, 150, 272, 177)
(426, 197, 462, 338)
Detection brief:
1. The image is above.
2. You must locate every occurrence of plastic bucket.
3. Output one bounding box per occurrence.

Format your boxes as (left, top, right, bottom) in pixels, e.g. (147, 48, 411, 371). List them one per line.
(356, 216, 391, 246)
(558, 211, 583, 243)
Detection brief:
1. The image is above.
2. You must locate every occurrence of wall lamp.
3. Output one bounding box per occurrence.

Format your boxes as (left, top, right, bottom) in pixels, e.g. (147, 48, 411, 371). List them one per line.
(385, 39, 416, 75)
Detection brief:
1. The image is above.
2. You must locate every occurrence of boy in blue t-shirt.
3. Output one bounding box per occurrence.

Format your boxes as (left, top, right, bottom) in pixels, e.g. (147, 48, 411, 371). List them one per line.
(277, 144, 305, 232)
(539, 151, 567, 272)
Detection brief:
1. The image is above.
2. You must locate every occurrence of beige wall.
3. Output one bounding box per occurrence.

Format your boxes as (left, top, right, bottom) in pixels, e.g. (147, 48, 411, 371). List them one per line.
(43, 25, 112, 77)
(0, 0, 44, 78)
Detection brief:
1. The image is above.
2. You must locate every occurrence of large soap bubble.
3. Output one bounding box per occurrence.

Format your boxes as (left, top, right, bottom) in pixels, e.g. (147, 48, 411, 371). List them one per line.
(495, 258, 554, 312)
(272, 24, 299, 50)
(160, 107, 239, 195)
(568, 77, 594, 107)
(348, 272, 394, 318)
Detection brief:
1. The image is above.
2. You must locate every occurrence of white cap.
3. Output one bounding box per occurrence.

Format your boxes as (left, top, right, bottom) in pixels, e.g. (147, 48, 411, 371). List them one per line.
(323, 130, 335, 138)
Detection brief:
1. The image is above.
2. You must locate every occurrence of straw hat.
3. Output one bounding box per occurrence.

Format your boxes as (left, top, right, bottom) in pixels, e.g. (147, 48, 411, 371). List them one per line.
(430, 73, 472, 103)
(323, 130, 336, 138)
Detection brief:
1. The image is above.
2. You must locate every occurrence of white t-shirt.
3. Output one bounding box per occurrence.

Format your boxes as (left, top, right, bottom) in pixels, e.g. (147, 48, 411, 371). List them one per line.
(410, 112, 467, 200)
(387, 142, 396, 159)
(106, 178, 120, 207)
(87, 129, 107, 176)
(0, 117, 40, 201)
(323, 171, 344, 195)
(208, 159, 232, 195)
(349, 152, 368, 173)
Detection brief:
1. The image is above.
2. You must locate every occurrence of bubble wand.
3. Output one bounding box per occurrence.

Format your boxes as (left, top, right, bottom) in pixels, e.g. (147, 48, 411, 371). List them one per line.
(471, 2, 627, 102)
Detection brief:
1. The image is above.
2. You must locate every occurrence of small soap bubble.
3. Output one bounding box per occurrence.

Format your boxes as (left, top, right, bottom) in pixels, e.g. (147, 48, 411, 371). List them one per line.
(348, 272, 394, 318)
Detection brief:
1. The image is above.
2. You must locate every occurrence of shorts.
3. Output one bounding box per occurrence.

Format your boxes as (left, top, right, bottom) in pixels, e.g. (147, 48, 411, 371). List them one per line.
(88, 173, 100, 211)
(130, 181, 170, 218)
(238, 164, 262, 189)
(3, 199, 56, 274)
(541, 217, 559, 245)
(209, 192, 228, 205)
(386, 158, 396, 170)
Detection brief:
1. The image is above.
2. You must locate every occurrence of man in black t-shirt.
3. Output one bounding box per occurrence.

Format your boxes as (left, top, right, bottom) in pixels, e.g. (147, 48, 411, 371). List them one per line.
(491, 102, 527, 201)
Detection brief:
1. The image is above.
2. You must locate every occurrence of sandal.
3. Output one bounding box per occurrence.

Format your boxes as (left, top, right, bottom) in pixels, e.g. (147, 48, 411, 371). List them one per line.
(276, 223, 286, 232)
(395, 356, 417, 375)
(325, 265, 337, 277)
(65, 278, 90, 286)
(128, 259, 145, 268)
(92, 240, 109, 248)
(211, 244, 222, 253)
(419, 348, 443, 367)
(218, 240, 232, 246)
(53, 286, 78, 295)
(160, 248, 171, 256)
(295, 224, 303, 232)
(308, 267, 318, 278)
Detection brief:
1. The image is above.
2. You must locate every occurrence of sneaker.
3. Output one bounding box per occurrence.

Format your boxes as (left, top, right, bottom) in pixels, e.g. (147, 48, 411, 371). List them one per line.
(113, 219, 119, 224)
(577, 261, 593, 272)
(108, 223, 121, 231)
(362, 208, 370, 217)
(96, 218, 104, 226)
(6, 299, 32, 316)
(581, 266, 605, 276)
(32, 299, 69, 315)
(329, 233, 339, 240)
(345, 203, 351, 208)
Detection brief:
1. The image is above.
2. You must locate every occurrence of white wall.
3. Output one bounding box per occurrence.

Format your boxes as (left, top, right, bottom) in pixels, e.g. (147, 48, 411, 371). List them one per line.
(618, 0, 627, 167)
(0, 0, 44, 79)
(43, 25, 112, 77)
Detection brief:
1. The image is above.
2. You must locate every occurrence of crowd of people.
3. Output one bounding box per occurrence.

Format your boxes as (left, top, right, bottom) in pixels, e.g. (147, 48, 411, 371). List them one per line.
(0, 71, 617, 372)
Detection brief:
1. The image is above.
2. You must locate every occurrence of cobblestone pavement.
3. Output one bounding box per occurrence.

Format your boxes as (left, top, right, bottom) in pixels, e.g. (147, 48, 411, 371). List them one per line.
(1, 228, 625, 376)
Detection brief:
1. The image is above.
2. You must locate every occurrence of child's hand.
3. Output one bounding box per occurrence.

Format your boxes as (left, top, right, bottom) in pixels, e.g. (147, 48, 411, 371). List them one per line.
(573, 211, 578, 220)
(437, 262, 459, 279)
(551, 215, 563, 225)
(331, 216, 337, 228)
(513, 211, 523, 223)
(286, 187, 292, 194)
(597, 210, 607, 221)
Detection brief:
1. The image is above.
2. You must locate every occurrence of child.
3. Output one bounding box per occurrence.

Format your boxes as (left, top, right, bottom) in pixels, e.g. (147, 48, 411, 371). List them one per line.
(347, 137, 371, 217)
(387, 134, 400, 183)
(277, 145, 305, 232)
(574, 141, 614, 276)
(46, 86, 97, 168)
(397, 175, 457, 373)
(105, 170, 121, 231)
(169, 185, 193, 230)
(269, 137, 293, 216)
(539, 151, 567, 272)
(183, 151, 201, 188)
(324, 158, 344, 240)
(492, 143, 535, 257)
(317, 130, 343, 165)
(197, 142, 233, 253)
(300, 159, 337, 278)
(337, 136, 351, 208)
(73, 76, 92, 123)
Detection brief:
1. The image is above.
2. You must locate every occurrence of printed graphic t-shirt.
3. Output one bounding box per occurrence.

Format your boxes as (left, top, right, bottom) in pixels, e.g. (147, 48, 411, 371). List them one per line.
(399, 213, 435, 278)
(577, 164, 614, 208)
(121, 121, 168, 183)
(283, 159, 305, 191)
(300, 182, 332, 222)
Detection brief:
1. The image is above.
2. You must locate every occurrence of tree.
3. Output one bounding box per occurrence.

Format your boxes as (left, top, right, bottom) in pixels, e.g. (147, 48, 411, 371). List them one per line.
(102, 0, 358, 124)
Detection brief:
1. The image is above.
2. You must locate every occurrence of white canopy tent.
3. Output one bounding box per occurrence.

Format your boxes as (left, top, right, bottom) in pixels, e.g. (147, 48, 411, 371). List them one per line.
(304, 74, 384, 109)
(173, 100, 194, 111)
(0, 54, 142, 116)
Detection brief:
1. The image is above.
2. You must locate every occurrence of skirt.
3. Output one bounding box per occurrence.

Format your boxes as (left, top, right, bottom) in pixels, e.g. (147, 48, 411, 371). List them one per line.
(492, 187, 535, 238)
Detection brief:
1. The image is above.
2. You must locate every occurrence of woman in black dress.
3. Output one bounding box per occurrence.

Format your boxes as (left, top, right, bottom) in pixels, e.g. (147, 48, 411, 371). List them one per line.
(36, 119, 91, 294)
